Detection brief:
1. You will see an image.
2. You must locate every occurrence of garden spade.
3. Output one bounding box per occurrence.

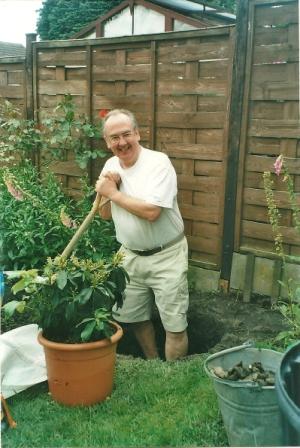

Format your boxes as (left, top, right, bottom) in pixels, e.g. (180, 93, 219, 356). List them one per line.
(61, 193, 109, 259)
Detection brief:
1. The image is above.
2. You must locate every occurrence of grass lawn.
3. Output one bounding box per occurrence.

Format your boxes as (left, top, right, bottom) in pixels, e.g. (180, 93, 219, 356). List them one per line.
(2, 354, 227, 447)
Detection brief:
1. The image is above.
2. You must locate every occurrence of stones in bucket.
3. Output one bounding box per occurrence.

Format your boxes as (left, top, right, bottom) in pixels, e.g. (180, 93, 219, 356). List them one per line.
(204, 344, 284, 446)
(211, 360, 275, 386)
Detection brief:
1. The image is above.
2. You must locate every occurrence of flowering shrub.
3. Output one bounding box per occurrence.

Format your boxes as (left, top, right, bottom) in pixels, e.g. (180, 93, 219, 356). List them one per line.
(4, 252, 128, 343)
(0, 162, 119, 271)
(0, 96, 118, 271)
(0, 97, 122, 338)
(263, 155, 300, 348)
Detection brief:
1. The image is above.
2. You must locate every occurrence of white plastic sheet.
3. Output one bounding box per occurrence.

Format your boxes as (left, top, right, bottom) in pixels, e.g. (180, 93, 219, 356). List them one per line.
(0, 324, 47, 398)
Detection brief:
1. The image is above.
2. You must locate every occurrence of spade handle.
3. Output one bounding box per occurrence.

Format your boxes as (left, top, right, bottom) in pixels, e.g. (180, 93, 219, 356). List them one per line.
(61, 194, 110, 259)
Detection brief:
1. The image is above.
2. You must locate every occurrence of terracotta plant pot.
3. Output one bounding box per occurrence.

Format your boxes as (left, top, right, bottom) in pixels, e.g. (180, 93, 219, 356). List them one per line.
(38, 321, 123, 406)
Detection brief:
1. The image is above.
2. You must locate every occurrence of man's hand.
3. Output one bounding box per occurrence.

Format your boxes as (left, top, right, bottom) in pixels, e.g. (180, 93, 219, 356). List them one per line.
(95, 171, 121, 200)
(95, 171, 161, 222)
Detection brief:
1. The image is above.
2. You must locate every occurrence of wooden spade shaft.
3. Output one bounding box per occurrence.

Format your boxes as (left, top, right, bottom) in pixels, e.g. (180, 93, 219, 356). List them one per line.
(61, 194, 109, 259)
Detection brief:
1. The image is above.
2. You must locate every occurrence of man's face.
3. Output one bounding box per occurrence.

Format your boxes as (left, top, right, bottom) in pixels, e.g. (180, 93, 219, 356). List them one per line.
(104, 114, 141, 168)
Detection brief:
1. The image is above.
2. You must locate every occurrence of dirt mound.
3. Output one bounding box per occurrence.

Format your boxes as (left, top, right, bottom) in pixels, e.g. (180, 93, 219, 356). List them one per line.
(189, 291, 287, 353)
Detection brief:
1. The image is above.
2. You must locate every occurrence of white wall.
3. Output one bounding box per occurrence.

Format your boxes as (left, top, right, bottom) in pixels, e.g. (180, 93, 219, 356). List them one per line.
(103, 4, 165, 37)
(82, 31, 96, 39)
(134, 5, 165, 34)
(174, 20, 197, 31)
(104, 7, 132, 37)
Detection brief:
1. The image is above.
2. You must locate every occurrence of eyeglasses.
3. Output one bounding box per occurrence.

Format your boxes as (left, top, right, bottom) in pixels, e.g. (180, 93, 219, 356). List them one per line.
(108, 131, 135, 145)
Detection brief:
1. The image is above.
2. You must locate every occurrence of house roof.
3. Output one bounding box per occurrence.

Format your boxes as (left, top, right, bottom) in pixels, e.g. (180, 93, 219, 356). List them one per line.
(72, 0, 235, 39)
(149, 0, 236, 21)
(0, 42, 26, 58)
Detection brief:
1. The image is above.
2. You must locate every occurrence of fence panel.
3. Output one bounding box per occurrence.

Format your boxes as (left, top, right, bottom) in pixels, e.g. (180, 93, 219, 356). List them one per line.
(0, 57, 26, 114)
(33, 45, 89, 193)
(154, 30, 232, 268)
(235, 0, 299, 259)
(31, 28, 233, 269)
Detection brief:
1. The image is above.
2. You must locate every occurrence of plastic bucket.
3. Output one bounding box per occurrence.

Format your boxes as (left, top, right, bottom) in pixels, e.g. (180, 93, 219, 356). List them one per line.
(204, 342, 283, 447)
(275, 341, 300, 446)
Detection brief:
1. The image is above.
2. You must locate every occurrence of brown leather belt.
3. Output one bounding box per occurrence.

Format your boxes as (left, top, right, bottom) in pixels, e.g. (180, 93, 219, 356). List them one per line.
(126, 232, 184, 256)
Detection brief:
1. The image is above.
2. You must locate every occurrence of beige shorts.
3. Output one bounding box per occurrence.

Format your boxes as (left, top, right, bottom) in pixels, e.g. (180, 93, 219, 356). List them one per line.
(112, 237, 189, 332)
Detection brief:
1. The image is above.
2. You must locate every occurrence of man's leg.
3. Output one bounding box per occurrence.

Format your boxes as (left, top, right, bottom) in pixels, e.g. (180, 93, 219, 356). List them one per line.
(132, 320, 159, 359)
(165, 329, 188, 361)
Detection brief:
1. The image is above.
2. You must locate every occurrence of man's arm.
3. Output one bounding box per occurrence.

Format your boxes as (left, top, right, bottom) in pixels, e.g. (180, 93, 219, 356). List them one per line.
(99, 196, 112, 220)
(95, 177, 161, 222)
(110, 190, 161, 222)
(96, 171, 118, 220)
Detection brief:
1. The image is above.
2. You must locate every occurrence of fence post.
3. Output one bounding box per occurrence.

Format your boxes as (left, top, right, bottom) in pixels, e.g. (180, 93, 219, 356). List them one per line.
(86, 45, 93, 185)
(149, 41, 157, 150)
(25, 33, 37, 120)
(219, 0, 249, 289)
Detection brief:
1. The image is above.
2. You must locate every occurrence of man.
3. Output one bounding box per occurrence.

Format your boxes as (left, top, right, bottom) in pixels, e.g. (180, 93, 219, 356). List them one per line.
(95, 109, 189, 360)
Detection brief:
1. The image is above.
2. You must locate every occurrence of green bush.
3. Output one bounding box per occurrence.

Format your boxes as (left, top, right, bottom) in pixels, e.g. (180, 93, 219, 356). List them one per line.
(0, 162, 119, 271)
(0, 95, 106, 169)
(0, 97, 120, 333)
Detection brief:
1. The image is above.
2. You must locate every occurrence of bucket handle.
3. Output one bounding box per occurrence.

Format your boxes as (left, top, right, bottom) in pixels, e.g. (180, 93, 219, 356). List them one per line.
(205, 340, 254, 362)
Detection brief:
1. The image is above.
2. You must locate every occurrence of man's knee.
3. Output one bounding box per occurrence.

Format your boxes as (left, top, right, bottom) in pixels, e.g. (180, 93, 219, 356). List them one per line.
(165, 329, 188, 360)
(165, 329, 187, 341)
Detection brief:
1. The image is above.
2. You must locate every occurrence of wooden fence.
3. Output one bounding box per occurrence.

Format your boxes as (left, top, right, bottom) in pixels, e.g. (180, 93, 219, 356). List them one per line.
(0, 57, 26, 112)
(2, 26, 234, 272)
(0, 0, 299, 294)
(236, 0, 299, 258)
(224, 0, 299, 298)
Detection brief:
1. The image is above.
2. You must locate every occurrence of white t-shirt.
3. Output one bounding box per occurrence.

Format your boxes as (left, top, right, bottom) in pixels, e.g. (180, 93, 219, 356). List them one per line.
(101, 147, 184, 250)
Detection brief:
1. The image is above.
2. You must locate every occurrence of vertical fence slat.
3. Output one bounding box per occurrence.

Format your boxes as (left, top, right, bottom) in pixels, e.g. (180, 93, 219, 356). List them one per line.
(233, 1, 255, 252)
(271, 259, 283, 304)
(149, 41, 157, 149)
(25, 33, 36, 120)
(220, 0, 249, 283)
(32, 38, 40, 169)
(243, 253, 255, 302)
(86, 45, 93, 184)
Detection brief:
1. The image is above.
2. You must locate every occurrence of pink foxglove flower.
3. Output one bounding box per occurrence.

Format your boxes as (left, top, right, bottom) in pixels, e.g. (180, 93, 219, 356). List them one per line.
(4, 179, 24, 201)
(60, 209, 77, 229)
(274, 155, 283, 176)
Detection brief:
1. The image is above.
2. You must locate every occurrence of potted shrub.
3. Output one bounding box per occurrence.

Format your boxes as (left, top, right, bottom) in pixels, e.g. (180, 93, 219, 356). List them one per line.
(4, 252, 129, 406)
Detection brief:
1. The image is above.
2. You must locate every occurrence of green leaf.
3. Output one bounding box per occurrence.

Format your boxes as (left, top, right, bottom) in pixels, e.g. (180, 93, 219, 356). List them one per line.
(16, 301, 26, 313)
(12, 278, 27, 294)
(274, 331, 290, 341)
(292, 306, 300, 323)
(75, 287, 93, 305)
(56, 270, 67, 289)
(76, 157, 88, 169)
(96, 320, 104, 331)
(95, 307, 110, 320)
(3, 300, 26, 317)
(80, 320, 96, 342)
(76, 317, 94, 327)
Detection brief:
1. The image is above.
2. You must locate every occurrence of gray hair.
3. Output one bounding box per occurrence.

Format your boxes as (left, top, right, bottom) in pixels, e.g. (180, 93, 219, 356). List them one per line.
(102, 109, 139, 136)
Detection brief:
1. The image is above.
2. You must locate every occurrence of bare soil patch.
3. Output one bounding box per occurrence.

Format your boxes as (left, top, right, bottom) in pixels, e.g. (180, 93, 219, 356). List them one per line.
(117, 292, 287, 358)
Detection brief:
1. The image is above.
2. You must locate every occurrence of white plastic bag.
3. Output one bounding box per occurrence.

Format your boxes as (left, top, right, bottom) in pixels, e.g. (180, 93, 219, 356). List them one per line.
(0, 324, 47, 398)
